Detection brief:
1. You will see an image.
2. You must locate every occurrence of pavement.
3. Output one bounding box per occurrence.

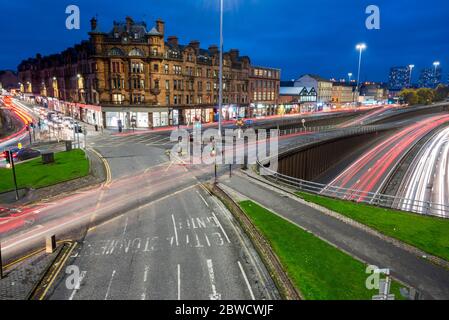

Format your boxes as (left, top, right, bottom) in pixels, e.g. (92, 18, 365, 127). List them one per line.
(0, 246, 62, 300)
(219, 171, 449, 300)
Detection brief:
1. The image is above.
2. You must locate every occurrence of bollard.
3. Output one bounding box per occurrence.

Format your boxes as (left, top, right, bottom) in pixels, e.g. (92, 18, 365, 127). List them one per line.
(46, 235, 57, 254)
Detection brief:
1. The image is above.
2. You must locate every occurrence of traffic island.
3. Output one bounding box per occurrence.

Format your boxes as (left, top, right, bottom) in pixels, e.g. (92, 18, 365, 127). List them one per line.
(0, 149, 104, 204)
(238, 200, 407, 300)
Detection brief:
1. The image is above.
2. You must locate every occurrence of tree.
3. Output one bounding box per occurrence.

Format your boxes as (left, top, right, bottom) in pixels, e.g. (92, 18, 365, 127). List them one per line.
(434, 84, 449, 102)
(416, 88, 434, 105)
(399, 89, 418, 105)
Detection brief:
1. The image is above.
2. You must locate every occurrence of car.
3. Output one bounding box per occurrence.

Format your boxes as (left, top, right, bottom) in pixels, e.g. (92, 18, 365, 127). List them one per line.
(17, 148, 41, 161)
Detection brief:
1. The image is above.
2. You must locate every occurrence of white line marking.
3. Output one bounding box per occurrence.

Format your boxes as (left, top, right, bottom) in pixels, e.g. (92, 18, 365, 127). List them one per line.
(206, 259, 222, 300)
(68, 271, 87, 300)
(211, 211, 231, 243)
(197, 191, 209, 207)
(104, 270, 116, 300)
(172, 214, 179, 246)
(122, 216, 129, 236)
(238, 261, 255, 300)
(144, 265, 149, 283)
(177, 264, 181, 300)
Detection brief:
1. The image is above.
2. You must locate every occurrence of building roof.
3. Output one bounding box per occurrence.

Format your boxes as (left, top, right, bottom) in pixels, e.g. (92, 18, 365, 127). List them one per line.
(148, 27, 162, 36)
(297, 74, 332, 83)
(280, 86, 315, 96)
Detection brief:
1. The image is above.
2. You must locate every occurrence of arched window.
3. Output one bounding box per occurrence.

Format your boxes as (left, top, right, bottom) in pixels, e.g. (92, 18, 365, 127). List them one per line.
(109, 47, 125, 56)
(129, 48, 145, 57)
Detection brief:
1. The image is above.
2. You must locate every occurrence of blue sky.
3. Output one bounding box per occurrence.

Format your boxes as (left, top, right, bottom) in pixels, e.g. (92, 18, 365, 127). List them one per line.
(0, 0, 448, 82)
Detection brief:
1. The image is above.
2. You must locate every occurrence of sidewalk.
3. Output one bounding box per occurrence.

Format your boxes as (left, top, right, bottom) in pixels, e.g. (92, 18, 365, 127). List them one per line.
(0, 247, 62, 300)
(219, 171, 449, 300)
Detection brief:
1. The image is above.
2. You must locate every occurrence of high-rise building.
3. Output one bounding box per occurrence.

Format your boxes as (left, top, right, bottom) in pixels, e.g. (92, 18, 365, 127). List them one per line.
(17, 16, 280, 129)
(419, 67, 442, 88)
(388, 66, 410, 91)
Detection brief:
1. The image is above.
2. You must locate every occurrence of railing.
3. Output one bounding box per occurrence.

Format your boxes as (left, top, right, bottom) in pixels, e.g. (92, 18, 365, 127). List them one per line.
(256, 161, 449, 218)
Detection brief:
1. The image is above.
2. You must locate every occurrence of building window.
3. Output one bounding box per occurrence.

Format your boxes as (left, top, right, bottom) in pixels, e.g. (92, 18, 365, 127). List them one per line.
(153, 64, 159, 72)
(164, 64, 169, 74)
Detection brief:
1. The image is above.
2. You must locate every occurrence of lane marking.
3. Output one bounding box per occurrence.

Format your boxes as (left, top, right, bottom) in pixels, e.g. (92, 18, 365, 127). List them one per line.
(211, 211, 231, 244)
(122, 216, 129, 237)
(104, 270, 116, 300)
(144, 265, 149, 283)
(206, 259, 222, 300)
(238, 261, 256, 300)
(171, 214, 179, 246)
(197, 191, 209, 207)
(177, 264, 181, 300)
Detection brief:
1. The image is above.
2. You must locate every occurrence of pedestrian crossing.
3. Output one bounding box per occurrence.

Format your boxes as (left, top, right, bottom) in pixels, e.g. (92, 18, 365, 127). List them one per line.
(88, 133, 176, 148)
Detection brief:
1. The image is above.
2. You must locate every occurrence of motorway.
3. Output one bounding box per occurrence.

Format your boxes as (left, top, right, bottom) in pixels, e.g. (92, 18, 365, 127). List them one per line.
(397, 126, 449, 217)
(324, 113, 449, 202)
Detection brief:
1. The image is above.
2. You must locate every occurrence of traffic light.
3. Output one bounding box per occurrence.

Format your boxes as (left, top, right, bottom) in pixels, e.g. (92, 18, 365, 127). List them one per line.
(3, 150, 10, 164)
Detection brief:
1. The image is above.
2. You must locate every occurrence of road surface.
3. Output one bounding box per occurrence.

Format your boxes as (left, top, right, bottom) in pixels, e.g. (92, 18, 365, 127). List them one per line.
(397, 126, 449, 217)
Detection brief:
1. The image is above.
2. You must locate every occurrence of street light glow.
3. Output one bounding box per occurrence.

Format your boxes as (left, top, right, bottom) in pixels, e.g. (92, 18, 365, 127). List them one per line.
(356, 43, 367, 51)
(433, 61, 440, 67)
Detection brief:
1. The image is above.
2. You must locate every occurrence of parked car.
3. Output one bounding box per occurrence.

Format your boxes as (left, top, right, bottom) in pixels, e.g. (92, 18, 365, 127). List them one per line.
(17, 148, 41, 161)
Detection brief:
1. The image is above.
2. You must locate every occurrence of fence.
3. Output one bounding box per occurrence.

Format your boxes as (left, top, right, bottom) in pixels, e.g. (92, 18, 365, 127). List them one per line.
(257, 161, 449, 218)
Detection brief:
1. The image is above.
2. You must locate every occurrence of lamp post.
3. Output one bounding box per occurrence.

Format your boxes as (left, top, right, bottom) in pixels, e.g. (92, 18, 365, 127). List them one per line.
(355, 44, 367, 103)
(218, 0, 224, 136)
(408, 65, 415, 88)
(348, 73, 353, 83)
(433, 61, 440, 87)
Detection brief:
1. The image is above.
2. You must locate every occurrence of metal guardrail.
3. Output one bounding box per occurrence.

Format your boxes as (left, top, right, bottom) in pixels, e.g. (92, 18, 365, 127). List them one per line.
(257, 162, 449, 218)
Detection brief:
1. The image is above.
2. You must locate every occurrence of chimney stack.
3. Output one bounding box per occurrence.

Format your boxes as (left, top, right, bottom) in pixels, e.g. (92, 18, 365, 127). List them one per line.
(167, 36, 179, 46)
(229, 49, 239, 61)
(156, 19, 165, 35)
(189, 40, 200, 53)
(126, 16, 134, 32)
(208, 45, 218, 55)
(90, 17, 98, 31)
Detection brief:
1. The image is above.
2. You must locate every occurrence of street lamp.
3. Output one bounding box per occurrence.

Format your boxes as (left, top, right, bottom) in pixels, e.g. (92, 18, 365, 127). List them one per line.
(355, 43, 367, 103)
(218, 0, 224, 136)
(408, 65, 415, 87)
(433, 61, 440, 86)
(348, 73, 353, 83)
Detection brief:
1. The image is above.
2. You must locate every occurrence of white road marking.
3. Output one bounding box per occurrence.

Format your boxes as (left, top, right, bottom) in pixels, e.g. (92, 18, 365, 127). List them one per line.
(104, 270, 116, 300)
(206, 259, 222, 300)
(177, 264, 181, 300)
(68, 271, 87, 300)
(238, 261, 256, 300)
(197, 191, 209, 207)
(122, 216, 129, 236)
(211, 211, 231, 244)
(144, 265, 150, 283)
(171, 214, 179, 246)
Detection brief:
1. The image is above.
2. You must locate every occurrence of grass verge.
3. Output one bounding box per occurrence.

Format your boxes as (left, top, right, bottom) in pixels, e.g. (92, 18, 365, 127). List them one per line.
(0, 149, 89, 193)
(297, 192, 449, 262)
(239, 200, 405, 300)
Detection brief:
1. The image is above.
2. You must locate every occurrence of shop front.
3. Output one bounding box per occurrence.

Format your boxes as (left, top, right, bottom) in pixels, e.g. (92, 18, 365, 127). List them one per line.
(102, 106, 169, 129)
(250, 103, 277, 118)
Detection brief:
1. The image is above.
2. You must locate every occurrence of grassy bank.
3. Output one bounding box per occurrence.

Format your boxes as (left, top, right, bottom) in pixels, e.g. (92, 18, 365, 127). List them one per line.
(0, 149, 89, 193)
(297, 192, 449, 262)
(239, 200, 404, 300)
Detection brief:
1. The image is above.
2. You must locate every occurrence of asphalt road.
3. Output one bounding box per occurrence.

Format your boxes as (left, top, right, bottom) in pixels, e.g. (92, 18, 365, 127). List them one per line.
(397, 125, 449, 217)
(48, 185, 278, 300)
(324, 113, 449, 202)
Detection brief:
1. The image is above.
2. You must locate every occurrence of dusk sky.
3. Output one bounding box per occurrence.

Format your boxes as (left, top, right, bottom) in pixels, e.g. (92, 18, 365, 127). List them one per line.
(0, 0, 448, 82)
